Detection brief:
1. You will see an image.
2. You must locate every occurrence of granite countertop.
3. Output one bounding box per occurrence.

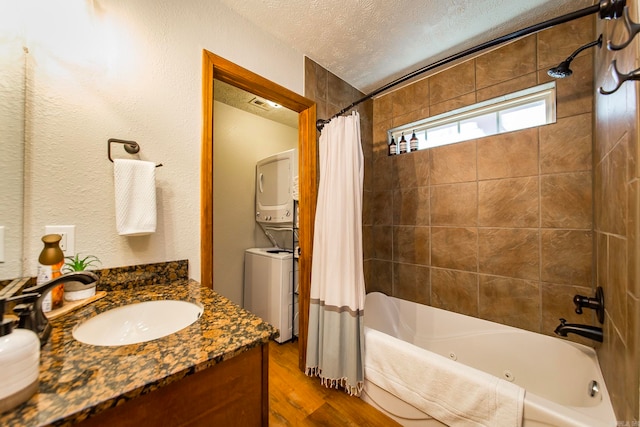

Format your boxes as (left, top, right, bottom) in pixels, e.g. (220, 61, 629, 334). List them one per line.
(0, 261, 278, 427)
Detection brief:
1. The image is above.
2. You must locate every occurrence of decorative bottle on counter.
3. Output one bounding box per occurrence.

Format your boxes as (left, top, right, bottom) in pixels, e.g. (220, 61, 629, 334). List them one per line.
(388, 135, 397, 156)
(37, 234, 64, 312)
(410, 130, 418, 152)
(398, 132, 407, 154)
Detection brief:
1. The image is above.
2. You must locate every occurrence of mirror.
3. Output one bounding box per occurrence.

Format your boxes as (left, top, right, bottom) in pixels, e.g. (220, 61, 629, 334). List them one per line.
(0, 33, 27, 281)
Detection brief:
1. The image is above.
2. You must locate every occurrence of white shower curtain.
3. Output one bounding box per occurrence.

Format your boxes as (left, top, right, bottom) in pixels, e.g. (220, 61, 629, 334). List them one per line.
(305, 111, 366, 396)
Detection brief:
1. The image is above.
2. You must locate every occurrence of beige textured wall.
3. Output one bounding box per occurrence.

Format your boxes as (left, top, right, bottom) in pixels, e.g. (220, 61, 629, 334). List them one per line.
(19, 0, 304, 280)
(594, 0, 640, 421)
(0, 40, 25, 279)
(368, 15, 596, 340)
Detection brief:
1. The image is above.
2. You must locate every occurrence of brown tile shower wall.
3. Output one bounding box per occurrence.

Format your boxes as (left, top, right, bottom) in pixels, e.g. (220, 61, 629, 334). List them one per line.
(303, 8, 640, 422)
(594, 0, 640, 421)
(368, 16, 596, 338)
(303, 56, 374, 254)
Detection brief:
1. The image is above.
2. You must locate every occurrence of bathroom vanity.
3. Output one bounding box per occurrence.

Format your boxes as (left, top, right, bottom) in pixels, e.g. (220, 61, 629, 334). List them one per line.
(0, 261, 278, 426)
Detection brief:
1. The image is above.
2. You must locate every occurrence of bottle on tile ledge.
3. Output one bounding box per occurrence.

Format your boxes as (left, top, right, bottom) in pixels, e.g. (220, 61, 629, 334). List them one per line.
(388, 135, 397, 156)
(398, 132, 407, 154)
(410, 130, 418, 152)
(37, 234, 65, 312)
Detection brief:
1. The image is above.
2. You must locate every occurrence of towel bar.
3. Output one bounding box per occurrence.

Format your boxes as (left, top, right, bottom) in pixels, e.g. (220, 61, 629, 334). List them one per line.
(108, 138, 163, 167)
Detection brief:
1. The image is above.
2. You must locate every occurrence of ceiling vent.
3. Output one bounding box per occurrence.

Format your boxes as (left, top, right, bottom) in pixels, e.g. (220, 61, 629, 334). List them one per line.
(249, 97, 272, 111)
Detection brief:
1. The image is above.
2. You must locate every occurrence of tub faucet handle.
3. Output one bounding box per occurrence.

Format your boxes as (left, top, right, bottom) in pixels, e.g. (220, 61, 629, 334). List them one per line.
(573, 296, 587, 314)
(573, 286, 605, 324)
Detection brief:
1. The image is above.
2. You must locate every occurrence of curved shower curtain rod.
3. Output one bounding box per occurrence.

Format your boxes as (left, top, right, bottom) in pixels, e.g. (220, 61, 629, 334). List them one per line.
(316, 0, 626, 132)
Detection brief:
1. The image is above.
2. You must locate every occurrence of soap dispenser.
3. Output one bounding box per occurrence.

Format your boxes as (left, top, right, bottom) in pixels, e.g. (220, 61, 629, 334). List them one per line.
(37, 234, 65, 312)
(0, 296, 40, 414)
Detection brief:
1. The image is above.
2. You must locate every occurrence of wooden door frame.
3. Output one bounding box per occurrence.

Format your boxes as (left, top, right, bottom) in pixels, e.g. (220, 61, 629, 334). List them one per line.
(201, 50, 316, 370)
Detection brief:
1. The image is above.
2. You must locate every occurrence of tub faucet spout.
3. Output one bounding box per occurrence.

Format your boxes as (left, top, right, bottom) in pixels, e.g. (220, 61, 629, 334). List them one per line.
(554, 318, 603, 342)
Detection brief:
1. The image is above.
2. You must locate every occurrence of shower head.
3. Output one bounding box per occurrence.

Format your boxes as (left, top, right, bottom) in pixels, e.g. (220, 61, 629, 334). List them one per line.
(547, 34, 603, 79)
(547, 61, 573, 78)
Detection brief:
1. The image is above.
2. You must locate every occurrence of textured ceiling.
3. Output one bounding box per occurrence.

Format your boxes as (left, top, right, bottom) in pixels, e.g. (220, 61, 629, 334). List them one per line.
(214, 79, 299, 128)
(219, 0, 594, 93)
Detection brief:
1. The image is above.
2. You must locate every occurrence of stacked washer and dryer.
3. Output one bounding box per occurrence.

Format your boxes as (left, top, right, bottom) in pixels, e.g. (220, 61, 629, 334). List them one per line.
(243, 148, 299, 343)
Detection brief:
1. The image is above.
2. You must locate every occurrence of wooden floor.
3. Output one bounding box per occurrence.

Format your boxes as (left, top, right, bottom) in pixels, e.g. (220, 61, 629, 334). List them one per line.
(268, 340, 401, 426)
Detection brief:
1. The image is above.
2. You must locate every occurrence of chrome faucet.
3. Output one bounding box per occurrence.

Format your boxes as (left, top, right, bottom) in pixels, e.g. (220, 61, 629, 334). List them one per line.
(16, 271, 99, 346)
(554, 318, 603, 342)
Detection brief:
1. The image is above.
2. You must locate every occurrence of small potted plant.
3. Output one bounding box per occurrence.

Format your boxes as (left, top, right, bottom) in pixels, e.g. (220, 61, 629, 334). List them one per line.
(63, 253, 101, 301)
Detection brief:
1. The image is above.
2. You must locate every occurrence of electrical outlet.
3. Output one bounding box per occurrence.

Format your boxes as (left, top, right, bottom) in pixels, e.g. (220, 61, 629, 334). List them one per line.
(45, 225, 75, 256)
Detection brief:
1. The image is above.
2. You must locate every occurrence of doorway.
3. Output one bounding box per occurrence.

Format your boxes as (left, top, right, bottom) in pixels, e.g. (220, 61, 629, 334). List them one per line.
(213, 79, 298, 306)
(201, 50, 316, 369)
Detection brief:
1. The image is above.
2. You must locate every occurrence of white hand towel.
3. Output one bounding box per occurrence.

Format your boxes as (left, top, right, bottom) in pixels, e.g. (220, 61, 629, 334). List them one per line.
(114, 159, 157, 236)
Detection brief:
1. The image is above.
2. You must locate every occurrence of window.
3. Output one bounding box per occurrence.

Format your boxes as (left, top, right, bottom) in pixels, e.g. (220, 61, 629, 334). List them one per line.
(388, 82, 556, 154)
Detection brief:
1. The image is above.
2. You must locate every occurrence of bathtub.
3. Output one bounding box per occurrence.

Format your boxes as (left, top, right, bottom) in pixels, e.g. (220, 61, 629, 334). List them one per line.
(361, 292, 616, 427)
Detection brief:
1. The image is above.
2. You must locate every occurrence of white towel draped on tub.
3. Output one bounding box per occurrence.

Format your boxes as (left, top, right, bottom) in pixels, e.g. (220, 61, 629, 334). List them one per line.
(113, 159, 157, 236)
(364, 327, 525, 427)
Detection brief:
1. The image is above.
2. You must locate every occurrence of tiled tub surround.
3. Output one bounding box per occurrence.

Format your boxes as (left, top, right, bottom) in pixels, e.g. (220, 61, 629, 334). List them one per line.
(308, 10, 638, 421)
(366, 15, 596, 341)
(362, 292, 616, 426)
(0, 260, 278, 426)
(593, 0, 640, 421)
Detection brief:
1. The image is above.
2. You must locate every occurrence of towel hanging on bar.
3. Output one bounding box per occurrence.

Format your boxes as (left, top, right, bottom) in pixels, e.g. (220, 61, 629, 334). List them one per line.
(113, 159, 157, 236)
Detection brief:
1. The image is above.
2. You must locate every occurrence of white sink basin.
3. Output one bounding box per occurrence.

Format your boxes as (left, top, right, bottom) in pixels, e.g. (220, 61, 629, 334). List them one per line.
(72, 300, 203, 346)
